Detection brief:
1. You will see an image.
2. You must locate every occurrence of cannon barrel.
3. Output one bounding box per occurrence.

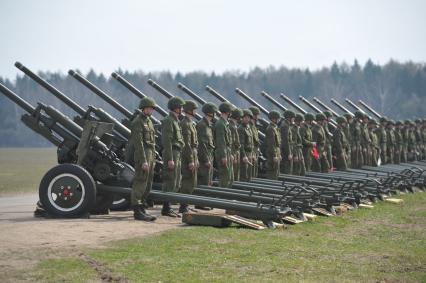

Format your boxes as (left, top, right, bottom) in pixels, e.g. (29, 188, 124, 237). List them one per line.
(299, 96, 337, 128)
(0, 82, 35, 114)
(330, 99, 354, 116)
(279, 94, 307, 114)
(111, 72, 168, 118)
(235, 88, 269, 116)
(205, 85, 228, 103)
(177, 83, 207, 106)
(313, 97, 340, 117)
(345, 98, 371, 119)
(358, 100, 382, 119)
(260, 91, 287, 111)
(68, 70, 133, 119)
(15, 62, 86, 116)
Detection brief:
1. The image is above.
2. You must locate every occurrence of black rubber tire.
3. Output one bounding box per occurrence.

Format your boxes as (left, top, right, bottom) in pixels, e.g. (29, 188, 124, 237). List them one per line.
(110, 195, 131, 211)
(39, 164, 96, 218)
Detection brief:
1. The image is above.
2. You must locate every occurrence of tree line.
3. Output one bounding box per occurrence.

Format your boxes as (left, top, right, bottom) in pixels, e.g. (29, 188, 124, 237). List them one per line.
(1, 59, 425, 147)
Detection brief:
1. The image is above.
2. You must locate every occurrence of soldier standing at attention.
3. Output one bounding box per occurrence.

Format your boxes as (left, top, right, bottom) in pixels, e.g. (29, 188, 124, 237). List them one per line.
(343, 113, 353, 168)
(377, 117, 388, 164)
(394, 121, 403, 164)
(229, 108, 243, 181)
(323, 111, 334, 169)
(350, 111, 363, 168)
(293, 114, 306, 176)
(215, 102, 234, 187)
(401, 120, 409, 163)
(238, 109, 255, 181)
(179, 100, 199, 214)
(280, 110, 295, 174)
(332, 116, 348, 171)
(249, 106, 261, 178)
(300, 113, 315, 172)
(414, 119, 424, 159)
(368, 119, 379, 166)
(360, 113, 372, 166)
(386, 120, 396, 164)
(407, 121, 417, 161)
(265, 110, 281, 179)
(312, 113, 330, 172)
(197, 103, 216, 187)
(130, 97, 157, 221)
(161, 96, 185, 217)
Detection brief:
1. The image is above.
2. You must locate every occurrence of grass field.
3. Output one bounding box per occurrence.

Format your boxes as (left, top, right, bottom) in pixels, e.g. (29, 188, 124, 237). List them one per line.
(29, 192, 426, 283)
(0, 148, 57, 196)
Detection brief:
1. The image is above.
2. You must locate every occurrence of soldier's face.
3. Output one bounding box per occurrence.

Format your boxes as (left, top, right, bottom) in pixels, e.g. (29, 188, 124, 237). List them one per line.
(243, 116, 250, 124)
(143, 107, 154, 116)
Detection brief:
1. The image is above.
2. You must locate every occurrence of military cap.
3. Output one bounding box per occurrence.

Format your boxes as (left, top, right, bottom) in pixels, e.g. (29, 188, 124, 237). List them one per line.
(316, 113, 326, 121)
(354, 111, 364, 119)
(283, 110, 295, 119)
(139, 97, 156, 109)
(343, 113, 353, 120)
(304, 113, 315, 121)
(242, 109, 253, 118)
(395, 120, 402, 126)
(404, 119, 411, 125)
(368, 119, 378, 125)
(336, 116, 347, 124)
(323, 111, 332, 118)
(183, 100, 198, 112)
(231, 108, 243, 119)
(415, 118, 422, 123)
(295, 113, 304, 122)
(249, 106, 260, 116)
(167, 96, 185, 110)
(388, 120, 395, 125)
(379, 117, 388, 123)
(218, 102, 234, 113)
(268, 110, 281, 120)
(202, 102, 217, 115)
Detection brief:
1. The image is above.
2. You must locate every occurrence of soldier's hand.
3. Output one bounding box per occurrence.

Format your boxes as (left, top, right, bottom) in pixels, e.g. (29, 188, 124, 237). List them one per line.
(205, 161, 211, 168)
(288, 154, 293, 160)
(242, 156, 249, 164)
(188, 162, 195, 171)
(273, 157, 279, 163)
(221, 158, 227, 166)
(142, 162, 149, 171)
(167, 160, 175, 170)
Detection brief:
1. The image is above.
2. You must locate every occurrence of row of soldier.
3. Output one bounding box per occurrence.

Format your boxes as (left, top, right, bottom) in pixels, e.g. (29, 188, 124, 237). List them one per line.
(128, 95, 426, 221)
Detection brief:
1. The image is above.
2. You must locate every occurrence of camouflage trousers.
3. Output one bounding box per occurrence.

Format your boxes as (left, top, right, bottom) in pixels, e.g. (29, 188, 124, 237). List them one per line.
(198, 152, 213, 186)
(292, 148, 306, 176)
(131, 147, 155, 206)
(266, 148, 281, 180)
(251, 148, 259, 178)
(180, 148, 198, 194)
(215, 148, 233, 188)
(232, 150, 241, 182)
(303, 147, 313, 172)
(240, 151, 254, 182)
(162, 149, 182, 192)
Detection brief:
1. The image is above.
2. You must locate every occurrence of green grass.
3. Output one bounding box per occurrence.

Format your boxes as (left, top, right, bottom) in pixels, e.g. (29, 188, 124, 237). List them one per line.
(0, 148, 57, 195)
(31, 192, 426, 283)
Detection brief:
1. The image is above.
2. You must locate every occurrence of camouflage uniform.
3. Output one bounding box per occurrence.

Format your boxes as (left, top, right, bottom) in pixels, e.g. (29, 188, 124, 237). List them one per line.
(215, 102, 234, 187)
(265, 110, 281, 179)
(343, 114, 353, 168)
(197, 115, 215, 186)
(332, 117, 348, 170)
(368, 120, 379, 167)
(280, 110, 295, 174)
(292, 114, 306, 176)
(377, 118, 388, 164)
(249, 106, 261, 178)
(229, 109, 242, 181)
(386, 121, 396, 164)
(238, 109, 254, 181)
(350, 117, 363, 168)
(312, 113, 330, 172)
(300, 113, 315, 172)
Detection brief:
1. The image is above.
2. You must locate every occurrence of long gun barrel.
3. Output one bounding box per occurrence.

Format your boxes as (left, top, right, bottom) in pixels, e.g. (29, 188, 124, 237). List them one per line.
(313, 97, 340, 117)
(358, 100, 382, 119)
(15, 62, 86, 116)
(205, 85, 229, 103)
(235, 88, 269, 116)
(68, 70, 133, 119)
(260, 91, 288, 111)
(0, 81, 35, 114)
(111, 72, 168, 117)
(177, 83, 207, 106)
(148, 79, 203, 120)
(345, 98, 371, 119)
(280, 94, 307, 114)
(299, 96, 337, 128)
(330, 99, 354, 116)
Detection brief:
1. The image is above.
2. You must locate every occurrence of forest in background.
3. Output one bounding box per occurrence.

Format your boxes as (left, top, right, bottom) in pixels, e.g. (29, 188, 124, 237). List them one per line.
(1, 59, 425, 147)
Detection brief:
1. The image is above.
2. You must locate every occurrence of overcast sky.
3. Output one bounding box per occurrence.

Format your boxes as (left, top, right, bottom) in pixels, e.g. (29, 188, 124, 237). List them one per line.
(1, 0, 425, 79)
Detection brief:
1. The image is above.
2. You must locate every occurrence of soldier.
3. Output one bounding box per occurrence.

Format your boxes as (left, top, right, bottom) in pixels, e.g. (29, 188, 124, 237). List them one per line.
(230, 108, 243, 181)
(332, 116, 348, 170)
(414, 119, 424, 159)
(300, 113, 315, 172)
(394, 121, 403, 164)
(249, 106, 261, 178)
(401, 120, 409, 163)
(343, 113, 353, 168)
(161, 96, 185, 217)
(368, 119, 379, 166)
(376, 117, 388, 164)
(179, 100, 199, 213)
(312, 113, 330, 172)
(265, 110, 281, 179)
(350, 111, 363, 168)
(360, 113, 372, 166)
(130, 97, 157, 221)
(386, 120, 396, 164)
(422, 119, 426, 159)
(280, 110, 295, 174)
(323, 111, 334, 169)
(238, 109, 255, 181)
(197, 103, 216, 187)
(293, 114, 306, 176)
(215, 102, 234, 187)
(407, 121, 418, 161)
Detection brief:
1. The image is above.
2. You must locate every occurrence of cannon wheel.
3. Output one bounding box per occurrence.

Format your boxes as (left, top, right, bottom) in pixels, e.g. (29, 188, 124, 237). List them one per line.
(39, 164, 96, 217)
(90, 192, 115, 215)
(110, 195, 131, 211)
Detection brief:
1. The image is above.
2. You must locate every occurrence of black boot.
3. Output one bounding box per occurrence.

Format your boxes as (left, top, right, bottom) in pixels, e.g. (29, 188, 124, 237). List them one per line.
(161, 202, 181, 218)
(134, 205, 156, 221)
(178, 203, 190, 214)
